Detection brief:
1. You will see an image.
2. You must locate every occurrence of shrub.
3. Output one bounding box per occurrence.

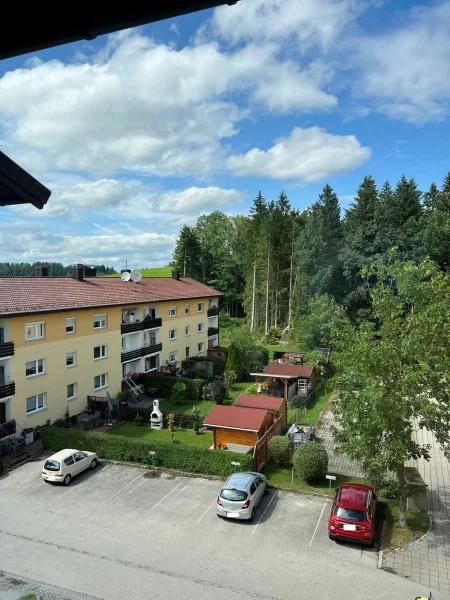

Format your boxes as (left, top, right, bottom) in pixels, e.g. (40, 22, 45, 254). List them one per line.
(167, 413, 175, 430)
(263, 326, 282, 345)
(190, 355, 226, 376)
(171, 381, 187, 406)
(144, 375, 204, 401)
(211, 382, 228, 405)
(268, 436, 292, 466)
(245, 383, 257, 394)
(225, 344, 243, 381)
(194, 366, 211, 380)
(293, 442, 328, 483)
(53, 418, 66, 428)
(41, 427, 253, 477)
(193, 421, 199, 432)
(134, 414, 145, 426)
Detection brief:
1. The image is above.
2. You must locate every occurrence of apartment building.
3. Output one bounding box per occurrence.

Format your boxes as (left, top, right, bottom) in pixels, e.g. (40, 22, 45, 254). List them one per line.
(0, 267, 221, 431)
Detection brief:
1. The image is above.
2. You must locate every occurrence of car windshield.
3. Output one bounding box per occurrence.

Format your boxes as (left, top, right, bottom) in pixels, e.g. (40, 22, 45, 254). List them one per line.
(44, 459, 60, 472)
(220, 489, 248, 502)
(335, 507, 367, 521)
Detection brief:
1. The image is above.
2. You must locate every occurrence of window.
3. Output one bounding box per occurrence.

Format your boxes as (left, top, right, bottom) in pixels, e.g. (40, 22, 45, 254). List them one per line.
(185, 325, 190, 336)
(64, 456, 74, 466)
(67, 383, 77, 400)
(185, 304, 190, 315)
(169, 306, 176, 317)
(146, 332, 157, 346)
(169, 329, 176, 340)
(25, 358, 45, 378)
(66, 317, 75, 334)
(94, 345, 107, 360)
(94, 373, 107, 390)
(197, 302, 203, 312)
(198, 342, 204, 353)
(26, 393, 45, 414)
(66, 352, 76, 368)
(74, 451, 87, 462)
(25, 322, 45, 341)
(93, 314, 107, 329)
(145, 307, 156, 319)
(145, 355, 159, 372)
(186, 347, 190, 358)
(334, 507, 367, 522)
(169, 352, 177, 363)
(197, 323, 204, 333)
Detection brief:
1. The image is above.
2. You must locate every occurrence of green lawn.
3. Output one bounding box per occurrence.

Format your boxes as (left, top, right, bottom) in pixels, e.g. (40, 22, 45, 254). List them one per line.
(227, 381, 250, 403)
(382, 503, 430, 552)
(107, 267, 173, 278)
(288, 387, 334, 426)
(157, 397, 215, 417)
(110, 423, 213, 448)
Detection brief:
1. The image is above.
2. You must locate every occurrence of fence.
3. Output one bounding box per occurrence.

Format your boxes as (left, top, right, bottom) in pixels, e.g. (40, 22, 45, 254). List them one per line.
(253, 415, 283, 471)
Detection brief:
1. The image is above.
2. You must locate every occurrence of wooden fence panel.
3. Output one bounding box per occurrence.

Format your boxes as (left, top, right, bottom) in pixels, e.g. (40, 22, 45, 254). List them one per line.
(253, 415, 282, 471)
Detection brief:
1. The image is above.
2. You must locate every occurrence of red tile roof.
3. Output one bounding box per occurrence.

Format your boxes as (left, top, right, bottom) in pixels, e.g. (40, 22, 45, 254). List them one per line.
(235, 394, 283, 412)
(203, 405, 268, 432)
(263, 363, 314, 378)
(0, 276, 223, 317)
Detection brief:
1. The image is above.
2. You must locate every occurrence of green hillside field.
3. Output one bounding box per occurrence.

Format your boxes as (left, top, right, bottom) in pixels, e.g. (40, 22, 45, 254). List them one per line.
(107, 267, 173, 278)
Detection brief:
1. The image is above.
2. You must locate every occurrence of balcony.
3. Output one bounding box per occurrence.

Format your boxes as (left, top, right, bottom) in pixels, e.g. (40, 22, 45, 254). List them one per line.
(0, 341, 14, 359)
(208, 327, 219, 337)
(121, 348, 142, 363)
(142, 342, 162, 356)
(121, 317, 162, 334)
(0, 380, 15, 399)
(207, 306, 219, 317)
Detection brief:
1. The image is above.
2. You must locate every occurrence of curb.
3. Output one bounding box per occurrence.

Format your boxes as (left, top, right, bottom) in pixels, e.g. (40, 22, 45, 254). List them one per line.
(377, 518, 387, 568)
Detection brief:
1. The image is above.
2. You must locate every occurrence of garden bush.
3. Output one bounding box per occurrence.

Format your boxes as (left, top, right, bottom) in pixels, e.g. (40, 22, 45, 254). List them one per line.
(41, 427, 252, 477)
(144, 375, 205, 400)
(211, 382, 228, 404)
(293, 442, 328, 483)
(171, 381, 187, 405)
(268, 436, 291, 466)
(190, 355, 226, 376)
(225, 344, 243, 381)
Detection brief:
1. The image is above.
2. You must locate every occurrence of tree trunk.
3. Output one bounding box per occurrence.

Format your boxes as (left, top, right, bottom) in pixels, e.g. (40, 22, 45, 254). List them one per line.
(397, 467, 407, 528)
(288, 222, 295, 330)
(265, 244, 270, 336)
(250, 262, 257, 332)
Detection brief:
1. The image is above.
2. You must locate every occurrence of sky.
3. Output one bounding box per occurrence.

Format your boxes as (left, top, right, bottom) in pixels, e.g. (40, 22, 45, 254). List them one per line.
(1, 0, 450, 270)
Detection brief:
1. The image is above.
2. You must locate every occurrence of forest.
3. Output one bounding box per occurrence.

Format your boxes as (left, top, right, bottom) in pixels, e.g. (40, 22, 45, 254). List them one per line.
(0, 262, 116, 277)
(172, 172, 450, 348)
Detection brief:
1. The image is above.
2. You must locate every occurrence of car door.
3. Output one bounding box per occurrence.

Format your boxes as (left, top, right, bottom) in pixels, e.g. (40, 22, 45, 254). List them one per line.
(254, 477, 265, 505)
(73, 451, 88, 474)
(63, 454, 75, 476)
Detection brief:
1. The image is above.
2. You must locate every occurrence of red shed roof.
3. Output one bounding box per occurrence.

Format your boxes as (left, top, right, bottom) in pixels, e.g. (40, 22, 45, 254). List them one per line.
(235, 394, 284, 412)
(0, 276, 222, 318)
(203, 405, 268, 432)
(263, 363, 314, 378)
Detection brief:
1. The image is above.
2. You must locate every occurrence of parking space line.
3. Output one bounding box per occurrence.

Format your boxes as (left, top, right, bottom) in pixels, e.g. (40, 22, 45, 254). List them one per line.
(56, 465, 109, 500)
(18, 478, 42, 492)
(144, 480, 184, 516)
(128, 479, 147, 494)
(309, 501, 327, 547)
(196, 500, 216, 525)
(251, 492, 277, 534)
(108, 474, 143, 500)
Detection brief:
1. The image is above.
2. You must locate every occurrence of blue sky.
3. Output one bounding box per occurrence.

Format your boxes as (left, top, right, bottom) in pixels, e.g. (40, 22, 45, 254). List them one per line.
(0, 0, 449, 269)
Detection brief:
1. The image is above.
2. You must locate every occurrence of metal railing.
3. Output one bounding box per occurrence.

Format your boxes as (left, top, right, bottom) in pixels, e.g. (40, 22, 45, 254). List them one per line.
(208, 327, 219, 337)
(0, 341, 14, 359)
(121, 317, 162, 334)
(207, 306, 219, 317)
(142, 342, 162, 356)
(0, 381, 15, 399)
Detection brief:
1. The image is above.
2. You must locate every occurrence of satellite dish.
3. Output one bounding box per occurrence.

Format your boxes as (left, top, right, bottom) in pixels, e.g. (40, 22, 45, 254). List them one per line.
(121, 271, 131, 282)
(130, 270, 142, 283)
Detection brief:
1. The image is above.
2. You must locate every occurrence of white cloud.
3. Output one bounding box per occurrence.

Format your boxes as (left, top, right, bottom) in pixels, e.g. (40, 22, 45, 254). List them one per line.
(227, 126, 371, 183)
(0, 32, 336, 178)
(353, 2, 450, 124)
(170, 23, 180, 36)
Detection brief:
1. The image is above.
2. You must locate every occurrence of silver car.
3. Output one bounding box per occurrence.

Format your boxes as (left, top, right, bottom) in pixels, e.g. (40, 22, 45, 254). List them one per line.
(216, 472, 267, 522)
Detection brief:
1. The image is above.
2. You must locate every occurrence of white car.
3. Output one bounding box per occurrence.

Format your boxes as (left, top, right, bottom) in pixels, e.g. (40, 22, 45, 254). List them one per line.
(42, 449, 99, 485)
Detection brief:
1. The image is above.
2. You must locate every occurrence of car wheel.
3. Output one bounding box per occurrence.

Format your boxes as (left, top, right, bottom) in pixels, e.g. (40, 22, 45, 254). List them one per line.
(90, 459, 98, 469)
(329, 534, 336, 541)
(63, 474, 71, 486)
(249, 508, 256, 523)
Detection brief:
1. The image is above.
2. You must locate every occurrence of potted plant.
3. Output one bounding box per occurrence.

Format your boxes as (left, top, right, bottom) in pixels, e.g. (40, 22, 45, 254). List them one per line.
(168, 413, 175, 432)
(193, 421, 199, 436)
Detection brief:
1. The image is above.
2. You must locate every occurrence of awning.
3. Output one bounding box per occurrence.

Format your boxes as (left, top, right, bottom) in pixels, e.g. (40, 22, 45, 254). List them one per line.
(0, 151, 51, 210)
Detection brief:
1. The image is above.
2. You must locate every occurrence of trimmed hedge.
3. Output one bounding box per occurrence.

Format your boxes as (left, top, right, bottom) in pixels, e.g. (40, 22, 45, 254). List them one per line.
(268, 436, 291, 466)
(117, 407, 200, 429)
(144, 375, 206, 400)
(41, 427, 253, 477)
(190, 355, 226, 376)
(293, 441, 328, 483)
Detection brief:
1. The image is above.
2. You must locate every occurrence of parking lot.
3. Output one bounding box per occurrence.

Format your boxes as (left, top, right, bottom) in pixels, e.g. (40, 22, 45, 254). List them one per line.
(0, 456, 440, 600)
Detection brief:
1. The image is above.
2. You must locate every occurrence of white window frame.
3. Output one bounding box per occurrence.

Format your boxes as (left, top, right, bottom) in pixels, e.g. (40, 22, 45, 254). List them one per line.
(25, 322, 45, 342)
(169, 352, 177, 363)
(67, 383, 77, 401)
(26, 393, 46, 414)
(197, 323, 204, 333)
(93, 314, 107, 329)
(94, 344, 107, 360)
(66, 317, 76, 335)
(144, 354, 159, 373)
(185, 304, 190, 315)
(94, 373, 108, 391)
(197, 302, 203, 312)
(25, 358, 45, 378)
(185, 325, 190, 336)
(169, 306, 176, 318)
(66, 351, 76, 368)
(198, 342, 204, 353)
(169, 329, 177, 341)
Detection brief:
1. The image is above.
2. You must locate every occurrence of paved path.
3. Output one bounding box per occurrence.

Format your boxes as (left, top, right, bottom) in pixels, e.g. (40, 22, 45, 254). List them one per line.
(383, 427, 450, 595)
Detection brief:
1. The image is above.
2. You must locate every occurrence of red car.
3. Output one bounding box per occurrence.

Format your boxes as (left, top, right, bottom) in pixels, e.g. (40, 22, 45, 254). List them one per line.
(328, 482, 377, 546)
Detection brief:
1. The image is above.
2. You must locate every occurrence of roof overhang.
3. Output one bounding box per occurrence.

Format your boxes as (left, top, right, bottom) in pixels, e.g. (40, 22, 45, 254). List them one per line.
(0, 151, 51, 210)
(250, 373, 300, 379)
(204, 423, 259, 432)
(1, 1, 239, 60)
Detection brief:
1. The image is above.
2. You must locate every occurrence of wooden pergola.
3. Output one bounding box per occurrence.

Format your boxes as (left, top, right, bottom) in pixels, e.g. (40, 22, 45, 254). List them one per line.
(250, 372, 300, 400)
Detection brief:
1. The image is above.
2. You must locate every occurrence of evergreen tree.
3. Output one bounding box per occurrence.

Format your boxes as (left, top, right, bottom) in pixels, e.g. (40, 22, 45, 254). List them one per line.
(172, 225, 202, 280)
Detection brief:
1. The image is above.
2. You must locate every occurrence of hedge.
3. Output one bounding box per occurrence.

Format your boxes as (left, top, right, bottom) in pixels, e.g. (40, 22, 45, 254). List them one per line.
(41, 427, 253, 477)
(118, 407, 201, 429)
(144, 375, 206, 400)
(190, 355, 226, 376)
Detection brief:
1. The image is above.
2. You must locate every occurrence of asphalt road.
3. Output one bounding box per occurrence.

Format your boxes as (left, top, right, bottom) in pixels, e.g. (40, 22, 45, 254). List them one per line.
(0, 457, 445, 600)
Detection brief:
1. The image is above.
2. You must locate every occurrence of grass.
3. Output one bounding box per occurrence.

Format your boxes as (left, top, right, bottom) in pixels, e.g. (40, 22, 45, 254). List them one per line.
(107, 267, 173, 278)
(157, 397, 215, 417)
(288, 386, 333, 426)
(265, 344, 299, 360)
(382, 503, 430, 552)
(109, 423, 213, 448)
(227, 381, 250, 403)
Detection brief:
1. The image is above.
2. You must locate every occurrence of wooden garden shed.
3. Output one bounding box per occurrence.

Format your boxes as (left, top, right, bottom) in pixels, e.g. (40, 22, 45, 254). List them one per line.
(235, 394, 287, 428)
(203, 405, 272, 450)
(251, 363, 317, 401)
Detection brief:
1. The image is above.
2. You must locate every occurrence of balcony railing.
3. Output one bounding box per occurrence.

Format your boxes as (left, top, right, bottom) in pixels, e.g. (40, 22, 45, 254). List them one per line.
(121, 348, 142, 363)
(207, 306, 219, 317)
(0, 341, 14, 359)
(121, 317, 162, 334)
(142, 342, 163, 356)
(0, 381, 15, 399)
(208, 327, 219, 337)
(0, 419, 16, 439)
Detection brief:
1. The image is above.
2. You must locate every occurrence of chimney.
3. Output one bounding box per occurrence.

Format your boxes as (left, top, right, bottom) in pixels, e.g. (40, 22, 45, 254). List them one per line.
(34, 265, 48, 277)
(72, 264, 84, 282)
(172, 270, 180, 281)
